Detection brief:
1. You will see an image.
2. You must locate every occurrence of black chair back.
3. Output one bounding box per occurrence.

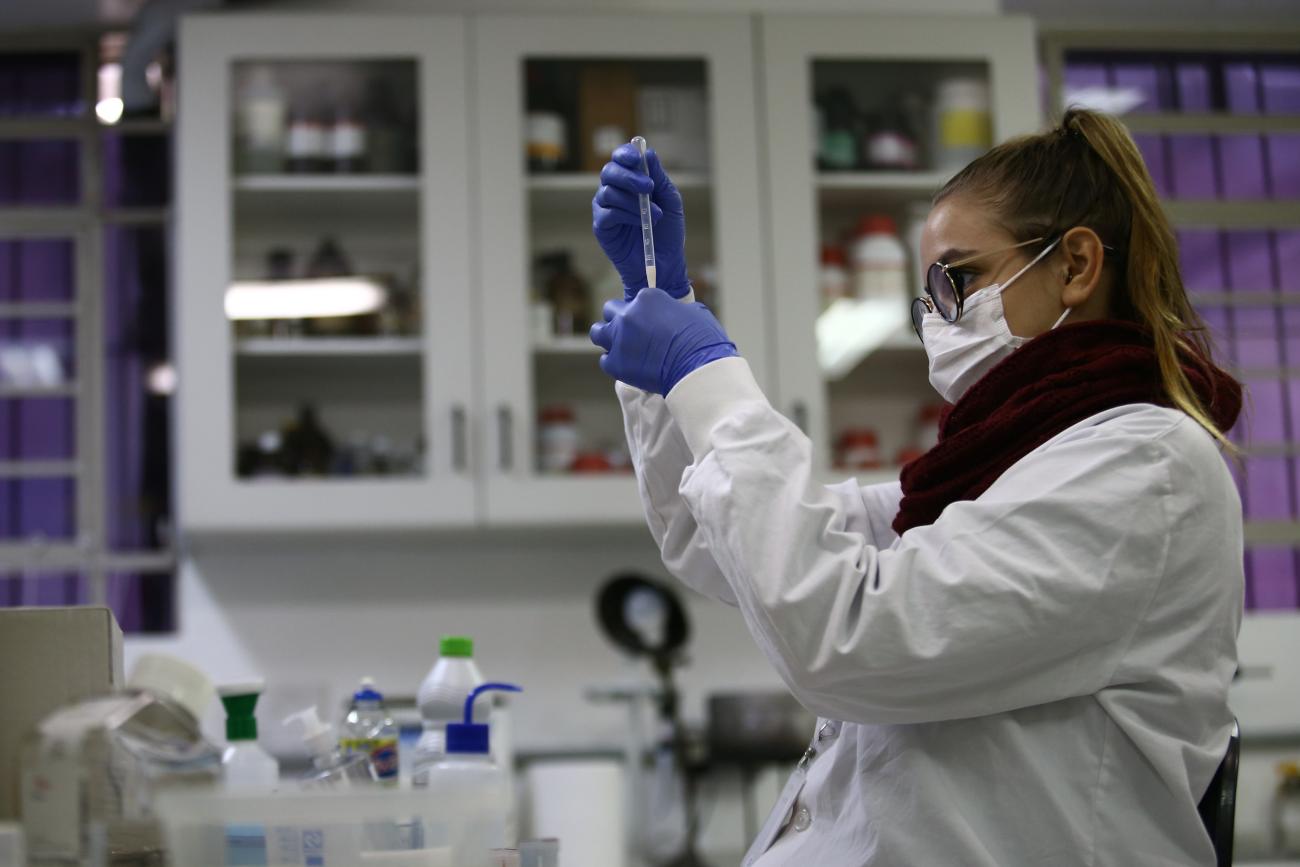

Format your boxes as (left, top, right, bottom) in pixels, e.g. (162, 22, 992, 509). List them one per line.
(1197, 719, 1241, 867)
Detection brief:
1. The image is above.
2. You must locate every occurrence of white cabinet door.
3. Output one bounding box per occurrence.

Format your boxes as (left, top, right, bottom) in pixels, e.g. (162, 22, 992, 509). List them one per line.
(473, 14, 770, 526)
(177, 15, 477, 531)
(760, 14, 1040, 479)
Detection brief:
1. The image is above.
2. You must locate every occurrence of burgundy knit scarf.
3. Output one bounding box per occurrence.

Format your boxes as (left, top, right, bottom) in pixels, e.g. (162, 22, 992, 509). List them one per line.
(892, 320, 1242, 536)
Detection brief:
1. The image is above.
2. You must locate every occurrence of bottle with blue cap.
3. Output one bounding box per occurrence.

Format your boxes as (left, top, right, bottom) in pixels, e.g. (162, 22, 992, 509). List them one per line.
(340, 676, 399, 786)
(430, 683, 523, 851)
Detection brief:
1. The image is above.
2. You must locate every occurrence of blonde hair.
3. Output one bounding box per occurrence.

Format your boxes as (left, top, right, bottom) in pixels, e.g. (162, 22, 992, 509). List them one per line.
(935, 106, 1238, 449)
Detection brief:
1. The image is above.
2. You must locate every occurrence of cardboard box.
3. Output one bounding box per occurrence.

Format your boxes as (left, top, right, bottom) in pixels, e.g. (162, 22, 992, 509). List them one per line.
(579, 64, 639, 172)
(0, 607, 123, 820)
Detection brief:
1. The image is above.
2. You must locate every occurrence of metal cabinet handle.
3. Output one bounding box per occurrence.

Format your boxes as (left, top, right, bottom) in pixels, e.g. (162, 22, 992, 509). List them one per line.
(451, 405, 468, 473)
(791, 401, 809, 434)
(497, 405, 514, 472)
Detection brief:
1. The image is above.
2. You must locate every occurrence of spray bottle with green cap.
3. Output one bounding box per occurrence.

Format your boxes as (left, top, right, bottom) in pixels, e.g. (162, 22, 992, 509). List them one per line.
(219, 682, 279, 790)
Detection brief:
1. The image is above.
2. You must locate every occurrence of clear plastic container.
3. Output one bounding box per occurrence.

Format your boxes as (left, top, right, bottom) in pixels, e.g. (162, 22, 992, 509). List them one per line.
(157, 786, 504, 867)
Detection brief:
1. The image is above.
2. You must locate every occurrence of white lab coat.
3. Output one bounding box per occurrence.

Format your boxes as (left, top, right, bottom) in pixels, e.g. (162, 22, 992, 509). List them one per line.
(616, 355, 1242, 867)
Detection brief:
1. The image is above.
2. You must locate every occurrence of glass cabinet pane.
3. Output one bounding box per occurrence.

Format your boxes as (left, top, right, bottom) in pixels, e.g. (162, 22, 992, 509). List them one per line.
(811, 61, 989, 471)
(227, 59, 424, 480)
(524, 57, 714, 475)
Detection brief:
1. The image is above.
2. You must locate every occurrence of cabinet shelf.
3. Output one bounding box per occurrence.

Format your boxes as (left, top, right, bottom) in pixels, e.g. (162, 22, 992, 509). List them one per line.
(235, 337, 423, 357)
(233, 175, 421, 229)
(816, 170, 953, 206)
(528, 172, 710, 192)
(528, 171, 712, 212)
(533, 336, 600, 355)
(233, 174, 420, 193)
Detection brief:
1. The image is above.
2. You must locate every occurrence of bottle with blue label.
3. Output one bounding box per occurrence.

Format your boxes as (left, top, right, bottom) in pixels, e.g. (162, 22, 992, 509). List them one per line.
(339, 677, 399, 786)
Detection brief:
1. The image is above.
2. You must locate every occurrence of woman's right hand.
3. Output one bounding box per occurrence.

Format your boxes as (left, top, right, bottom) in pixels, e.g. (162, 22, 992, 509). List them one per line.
(591, 142, 690, 301)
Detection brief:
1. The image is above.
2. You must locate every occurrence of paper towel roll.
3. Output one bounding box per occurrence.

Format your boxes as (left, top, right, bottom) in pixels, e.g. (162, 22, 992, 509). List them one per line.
(524, 760, 626, 867)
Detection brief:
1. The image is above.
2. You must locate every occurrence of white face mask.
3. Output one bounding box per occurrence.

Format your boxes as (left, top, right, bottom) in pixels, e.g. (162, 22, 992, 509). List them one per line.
(921, 238, 1068, 404)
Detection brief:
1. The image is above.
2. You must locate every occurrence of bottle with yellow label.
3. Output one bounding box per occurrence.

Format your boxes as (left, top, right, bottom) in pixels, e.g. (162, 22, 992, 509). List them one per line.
(340, 677, 400, 787)
(933, 77, 992, 174)
(1275, 761, 1300, 856)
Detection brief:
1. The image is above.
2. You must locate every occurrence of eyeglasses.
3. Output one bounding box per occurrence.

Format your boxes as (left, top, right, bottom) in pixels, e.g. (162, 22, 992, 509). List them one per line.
(910, 235, 1119, 341)
(910, 236, 1049, 340)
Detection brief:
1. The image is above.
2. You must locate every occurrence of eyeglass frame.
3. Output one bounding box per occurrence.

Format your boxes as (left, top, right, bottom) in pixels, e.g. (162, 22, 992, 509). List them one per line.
(910, 234, 1118, 341)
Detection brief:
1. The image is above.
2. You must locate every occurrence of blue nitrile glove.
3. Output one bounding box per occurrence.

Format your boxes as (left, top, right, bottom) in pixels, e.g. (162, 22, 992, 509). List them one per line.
(589, 287, 737, 396)
(591, 143, 690, 301)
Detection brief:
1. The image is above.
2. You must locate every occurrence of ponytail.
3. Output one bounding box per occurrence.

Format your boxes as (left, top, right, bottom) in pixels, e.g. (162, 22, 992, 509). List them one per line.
(1061, 109, 1233, 451)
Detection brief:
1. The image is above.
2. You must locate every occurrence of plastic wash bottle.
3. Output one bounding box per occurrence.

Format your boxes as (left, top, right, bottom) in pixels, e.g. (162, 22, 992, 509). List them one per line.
(430, 683, 523, 861)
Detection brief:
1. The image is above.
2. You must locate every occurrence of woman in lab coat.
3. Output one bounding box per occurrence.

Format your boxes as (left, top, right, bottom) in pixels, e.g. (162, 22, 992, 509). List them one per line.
(589, 107, 1243, 866)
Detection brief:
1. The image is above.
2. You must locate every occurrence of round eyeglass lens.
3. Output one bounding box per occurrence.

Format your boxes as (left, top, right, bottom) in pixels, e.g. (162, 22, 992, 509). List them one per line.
(926, 262, 959, 321)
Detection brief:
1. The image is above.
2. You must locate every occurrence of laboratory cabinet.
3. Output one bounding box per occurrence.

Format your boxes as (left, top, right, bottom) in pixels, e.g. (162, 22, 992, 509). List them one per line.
(176, 11, 1039, 532)
(176, 15, 476, 531)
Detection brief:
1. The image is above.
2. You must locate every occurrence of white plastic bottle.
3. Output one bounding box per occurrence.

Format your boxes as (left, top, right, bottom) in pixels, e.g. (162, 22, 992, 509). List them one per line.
(219, 683, 279, 866)
(413, 636, 485, 784)
(340, 677, 399, 787)
(934, 77, 991, 173)
(429, 684, 523, 861)
(220, 683, 279, 789)
(238, 66, 286, 174)
(850, 215, 910, 304)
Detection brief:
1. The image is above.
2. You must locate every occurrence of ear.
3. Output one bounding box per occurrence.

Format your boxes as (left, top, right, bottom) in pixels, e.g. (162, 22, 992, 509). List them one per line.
(1057, 226, 1108, 310)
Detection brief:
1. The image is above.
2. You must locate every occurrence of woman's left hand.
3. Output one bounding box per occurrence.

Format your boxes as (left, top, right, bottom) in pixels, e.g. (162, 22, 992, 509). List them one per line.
(589, 288, 737, 395)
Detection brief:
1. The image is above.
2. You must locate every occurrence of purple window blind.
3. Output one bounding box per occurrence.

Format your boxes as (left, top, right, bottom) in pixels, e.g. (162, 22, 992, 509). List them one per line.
(0, 52, 175, 633)
(0, 139, 80, 205)
(0, 52, 82, 118)
(105, 225, 172, 553)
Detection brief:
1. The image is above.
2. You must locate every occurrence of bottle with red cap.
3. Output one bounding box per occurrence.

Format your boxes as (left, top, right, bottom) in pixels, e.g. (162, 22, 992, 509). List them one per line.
(835, 429, 883, 471)
(819, 244, 850, 310)
(850, 215, 910, 303)
(916, 403, 945, 451)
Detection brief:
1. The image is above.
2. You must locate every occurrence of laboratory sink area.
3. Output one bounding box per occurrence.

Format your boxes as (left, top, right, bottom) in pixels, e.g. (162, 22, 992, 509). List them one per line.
(4, 0, 1300, 865)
